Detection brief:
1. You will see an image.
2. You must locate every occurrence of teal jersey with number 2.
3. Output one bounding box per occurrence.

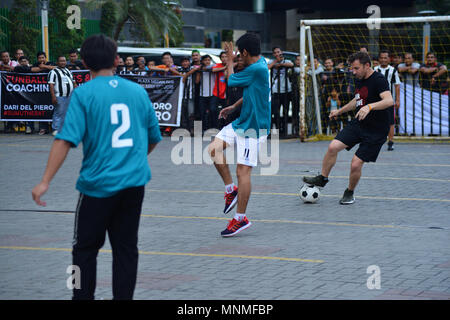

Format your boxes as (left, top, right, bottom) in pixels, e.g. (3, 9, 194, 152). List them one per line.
(56, 75, 162, 198)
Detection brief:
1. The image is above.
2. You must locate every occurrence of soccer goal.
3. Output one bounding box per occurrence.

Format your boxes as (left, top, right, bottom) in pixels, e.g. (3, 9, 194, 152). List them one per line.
(298, 15, 450, 140)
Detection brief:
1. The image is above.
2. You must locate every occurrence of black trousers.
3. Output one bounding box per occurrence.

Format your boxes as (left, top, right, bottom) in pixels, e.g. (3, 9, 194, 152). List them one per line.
(72, 186, 144, 300)
(271, 92, 291, 136)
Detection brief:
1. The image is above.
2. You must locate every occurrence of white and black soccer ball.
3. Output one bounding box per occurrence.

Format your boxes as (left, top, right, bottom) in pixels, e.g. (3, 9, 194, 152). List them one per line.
(299, 184, 321, 203)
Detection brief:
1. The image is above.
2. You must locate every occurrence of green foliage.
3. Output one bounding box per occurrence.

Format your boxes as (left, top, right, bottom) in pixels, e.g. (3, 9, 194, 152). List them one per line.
(113, 0, 183, 46)
(100, 0, 116, 37)
(49, 0, 85, 60)
(221, 30, 233, 42)
(9, 0, 40, 59)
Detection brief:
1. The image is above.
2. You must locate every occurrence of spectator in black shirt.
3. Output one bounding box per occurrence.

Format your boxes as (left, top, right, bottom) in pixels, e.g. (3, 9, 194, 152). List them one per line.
(67, 49, 84, 70)
(120, 56, 135, 75)
(419, 52, 448, 93)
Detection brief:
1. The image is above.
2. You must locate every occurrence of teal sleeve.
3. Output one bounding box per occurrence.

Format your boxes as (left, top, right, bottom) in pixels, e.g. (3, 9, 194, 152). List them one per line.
(55, 90, 85, 147)
(228, 67, 254, 88)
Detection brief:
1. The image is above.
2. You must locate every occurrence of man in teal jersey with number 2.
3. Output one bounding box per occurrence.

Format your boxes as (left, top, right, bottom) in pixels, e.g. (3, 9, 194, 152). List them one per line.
(32, 34, 162, 300)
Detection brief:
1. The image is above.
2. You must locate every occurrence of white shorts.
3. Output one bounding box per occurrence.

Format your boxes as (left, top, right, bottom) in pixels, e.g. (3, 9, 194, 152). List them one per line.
(215, 123, 267, 167)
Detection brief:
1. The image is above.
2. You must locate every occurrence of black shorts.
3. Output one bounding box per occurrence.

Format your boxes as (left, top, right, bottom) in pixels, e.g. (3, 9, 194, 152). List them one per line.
(387, 106, 395, 125)
(335, 119, 389, 162)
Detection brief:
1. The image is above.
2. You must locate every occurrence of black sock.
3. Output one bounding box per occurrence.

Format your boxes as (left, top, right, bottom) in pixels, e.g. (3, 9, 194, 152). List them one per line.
(320, 175, 328, 181)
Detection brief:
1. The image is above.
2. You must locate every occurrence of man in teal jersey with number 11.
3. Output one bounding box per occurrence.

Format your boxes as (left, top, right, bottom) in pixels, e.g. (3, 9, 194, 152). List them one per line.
(32, 34, 162, 300)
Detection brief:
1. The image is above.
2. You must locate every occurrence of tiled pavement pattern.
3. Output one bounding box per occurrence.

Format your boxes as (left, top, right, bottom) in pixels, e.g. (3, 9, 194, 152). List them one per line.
(0, 133, 449, 300)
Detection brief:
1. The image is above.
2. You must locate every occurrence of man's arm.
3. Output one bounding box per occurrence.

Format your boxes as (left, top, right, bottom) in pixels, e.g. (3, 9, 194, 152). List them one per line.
(337, 97, 357, 114)
(218, 97, 243, 119)
(395, 84, 400, 108)
(212, 66, 227, 73)
(32, 139, 72, 206)
(434, 65, 447, 78)
(224, 42, 236, 81)
(148, 143, 158, 155)
(419, 66, 437, 74)
(397, 65, 410, 73)
(49, 83, 57, 105)
(279, 60, 294, 68)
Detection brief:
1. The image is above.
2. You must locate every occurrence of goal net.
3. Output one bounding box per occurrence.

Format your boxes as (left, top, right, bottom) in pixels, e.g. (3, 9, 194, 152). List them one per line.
(299, 15, 450, 139)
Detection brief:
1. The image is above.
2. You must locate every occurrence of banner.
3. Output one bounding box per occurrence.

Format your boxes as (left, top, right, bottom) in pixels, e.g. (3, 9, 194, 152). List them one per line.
(0, 71, 183, 127)
(399, 83, 449, 136)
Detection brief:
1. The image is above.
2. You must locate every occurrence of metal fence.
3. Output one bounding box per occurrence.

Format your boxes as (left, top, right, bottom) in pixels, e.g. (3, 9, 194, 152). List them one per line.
(304, 69, 449, 137)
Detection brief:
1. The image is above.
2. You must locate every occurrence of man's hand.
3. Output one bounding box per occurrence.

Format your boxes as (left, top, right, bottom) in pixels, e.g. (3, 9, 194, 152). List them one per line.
(355, 105, 371, 121)
(32, 181, 49, 206)
(224, 42, 237, 63)
(218, 105, 236, 119)
(329, 109, 340, 120)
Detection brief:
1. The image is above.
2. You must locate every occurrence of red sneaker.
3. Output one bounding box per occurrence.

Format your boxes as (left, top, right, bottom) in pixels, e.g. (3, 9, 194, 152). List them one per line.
(220, 217, 252, 237)
(223, 186, 238, 214)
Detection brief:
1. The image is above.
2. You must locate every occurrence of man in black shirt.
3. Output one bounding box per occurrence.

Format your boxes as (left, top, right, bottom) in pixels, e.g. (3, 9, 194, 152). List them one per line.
(303, 52, 394, 205)
(66, 49, 84, 70)
(32, 51, 56, 73)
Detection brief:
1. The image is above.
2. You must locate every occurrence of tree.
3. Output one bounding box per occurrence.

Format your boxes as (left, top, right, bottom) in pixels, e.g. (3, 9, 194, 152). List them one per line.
(100, 0, 116, 38)
(49, 0, 85, 60)
(9, 0, 40, 59)
(88, 0, 183, 46)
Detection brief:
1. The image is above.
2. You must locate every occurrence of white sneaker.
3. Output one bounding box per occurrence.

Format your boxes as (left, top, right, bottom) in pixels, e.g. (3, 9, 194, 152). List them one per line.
(52, 130, 58, 136)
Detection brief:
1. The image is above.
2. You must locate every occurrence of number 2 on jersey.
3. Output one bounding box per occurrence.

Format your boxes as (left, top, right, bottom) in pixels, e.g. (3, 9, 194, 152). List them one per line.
(110, 104, 133, 148)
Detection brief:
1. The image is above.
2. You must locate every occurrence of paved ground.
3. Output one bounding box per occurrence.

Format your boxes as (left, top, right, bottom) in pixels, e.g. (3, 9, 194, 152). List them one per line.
(0, 133, 449, 300)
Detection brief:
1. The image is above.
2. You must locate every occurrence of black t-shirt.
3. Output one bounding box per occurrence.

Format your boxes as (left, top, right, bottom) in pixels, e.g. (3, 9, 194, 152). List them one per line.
(354, 71, 390, 130)
(13, 65, 32, 73)
(32, 61, 55, 73)
(66, 60, 84, 70)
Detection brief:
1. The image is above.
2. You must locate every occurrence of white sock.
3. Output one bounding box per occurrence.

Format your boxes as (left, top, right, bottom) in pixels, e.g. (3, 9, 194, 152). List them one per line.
(225, 183, 236, 194)
(234, 213, 246, 221)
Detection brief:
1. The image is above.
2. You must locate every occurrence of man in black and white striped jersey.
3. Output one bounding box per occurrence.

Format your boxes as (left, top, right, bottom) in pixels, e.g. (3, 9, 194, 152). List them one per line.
(48, 55, 77, 136)
(374, 50, 401, 151)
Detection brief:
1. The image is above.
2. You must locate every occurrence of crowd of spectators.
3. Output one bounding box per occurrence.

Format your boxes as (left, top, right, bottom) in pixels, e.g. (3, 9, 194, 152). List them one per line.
(304, 48, 448, 135)
(1, 45, 448, 137)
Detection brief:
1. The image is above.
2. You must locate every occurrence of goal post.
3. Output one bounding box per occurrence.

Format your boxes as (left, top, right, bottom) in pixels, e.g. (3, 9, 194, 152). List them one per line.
(299, 15, 450, 139)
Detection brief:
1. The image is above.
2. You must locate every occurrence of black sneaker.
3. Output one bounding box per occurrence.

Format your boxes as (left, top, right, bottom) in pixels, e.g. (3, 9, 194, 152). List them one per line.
(302, 174, 328, 188)
(339, 188, 355, 205)
(387, 141, 394, 151)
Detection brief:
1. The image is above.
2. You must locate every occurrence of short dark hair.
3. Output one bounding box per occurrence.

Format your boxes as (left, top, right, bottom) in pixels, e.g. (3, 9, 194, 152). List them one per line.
(181, 56, 190, 62)
(236, 33, 261, 57)
(272, 46, 281, 52)
(219, 51, 226, 57)
(379, 49, 390, 57)
(162, 52, 172, 58)
(348, 51, 371, 66)
(201, 54, 212, 61)
(18, 56, 28, 62)
(37, 51, 46, 58)
(69, 48, 78, 55)
(360, 45, 368, 50)
(57, 55, 66, 61)
(0, 50, 8, 56)
(426, 51, 435, 58)
(404, 52, 413, 58)
(80, 34, 117, 71)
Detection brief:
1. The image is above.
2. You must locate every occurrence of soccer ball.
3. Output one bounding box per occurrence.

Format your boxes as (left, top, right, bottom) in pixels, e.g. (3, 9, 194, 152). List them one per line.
(299, 184, 321, 203)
